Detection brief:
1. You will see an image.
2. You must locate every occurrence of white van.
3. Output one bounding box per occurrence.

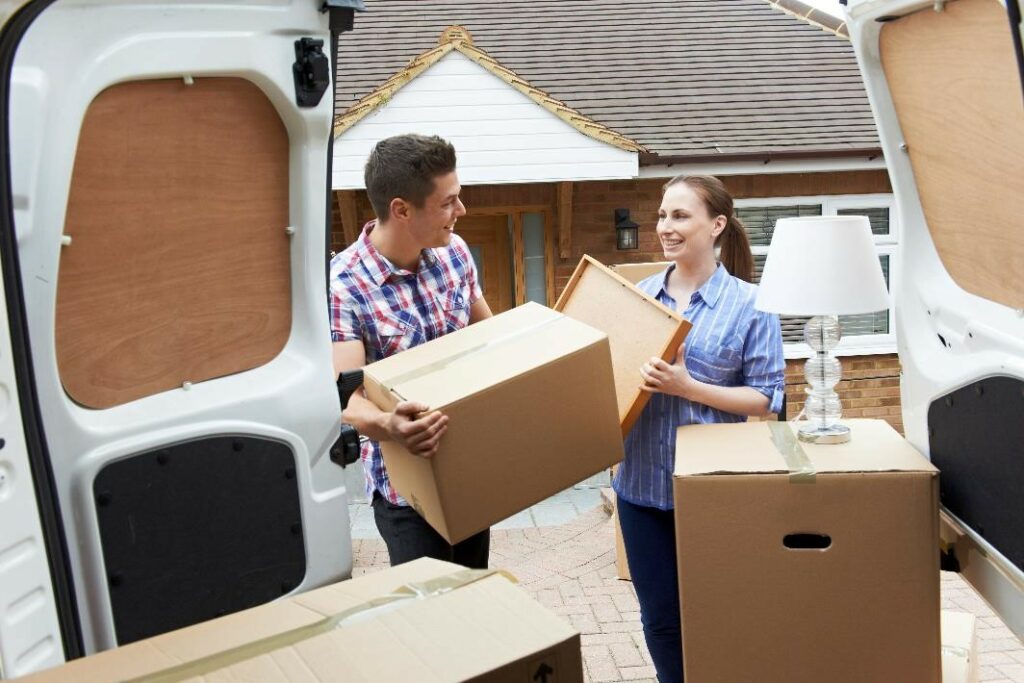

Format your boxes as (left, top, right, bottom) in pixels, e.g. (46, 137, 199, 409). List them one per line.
(0, 0, 362, 676)
(0, 0, 1021, 678)
(846, 0, 1023, 640)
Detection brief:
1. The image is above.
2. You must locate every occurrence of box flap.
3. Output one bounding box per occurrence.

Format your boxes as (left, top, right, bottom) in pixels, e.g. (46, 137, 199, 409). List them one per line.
(941, 610, 978, 683)
(675, 419, 938, 477)
(941, 610, 977, 654)
(363, 301, 606, 410)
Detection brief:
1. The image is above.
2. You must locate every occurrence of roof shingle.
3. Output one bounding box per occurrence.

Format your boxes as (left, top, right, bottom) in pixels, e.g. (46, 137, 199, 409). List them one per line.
(334, 0, 879, 161)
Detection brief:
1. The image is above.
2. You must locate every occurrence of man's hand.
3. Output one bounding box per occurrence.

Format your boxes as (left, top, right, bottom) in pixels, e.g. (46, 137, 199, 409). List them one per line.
(385, 401, 448, 458)
(639, 344, 696, 399)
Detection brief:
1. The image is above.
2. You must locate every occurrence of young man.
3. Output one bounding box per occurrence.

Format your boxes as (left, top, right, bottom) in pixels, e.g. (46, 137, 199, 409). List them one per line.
(329, 134, 493, 568)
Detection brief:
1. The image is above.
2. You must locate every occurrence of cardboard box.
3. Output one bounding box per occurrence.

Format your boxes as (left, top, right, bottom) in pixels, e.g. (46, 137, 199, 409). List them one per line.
(607, 465, 631, 581)
(673, 419, 941, 682)
(363, 302, 624, 544)
(608, 260, 671, 285)
(22, 558, 583, 682)
(612, 508, 631, 581)
(941, 610, 978, 683)
(556, 256, 689, 435)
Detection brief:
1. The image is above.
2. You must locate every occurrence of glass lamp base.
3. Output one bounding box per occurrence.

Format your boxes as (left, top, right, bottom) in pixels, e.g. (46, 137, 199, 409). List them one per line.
(797, 423, 851, 445)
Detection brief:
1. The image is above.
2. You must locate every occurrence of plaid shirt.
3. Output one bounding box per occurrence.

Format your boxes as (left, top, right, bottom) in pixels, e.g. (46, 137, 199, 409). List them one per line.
(329, 221, 482, 505)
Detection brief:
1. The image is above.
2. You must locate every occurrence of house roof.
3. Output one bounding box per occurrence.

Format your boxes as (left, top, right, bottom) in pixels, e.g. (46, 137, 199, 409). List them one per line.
(333, 25, 646, 152)
(333, 0, 880, 162)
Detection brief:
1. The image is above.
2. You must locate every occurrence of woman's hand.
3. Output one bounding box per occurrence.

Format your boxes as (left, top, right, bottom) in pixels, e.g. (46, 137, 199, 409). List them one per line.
(639, 344, 695, 398)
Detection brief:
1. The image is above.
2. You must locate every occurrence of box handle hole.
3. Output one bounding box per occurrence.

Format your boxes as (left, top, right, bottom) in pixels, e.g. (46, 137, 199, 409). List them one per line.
(783, 533, 831, 550)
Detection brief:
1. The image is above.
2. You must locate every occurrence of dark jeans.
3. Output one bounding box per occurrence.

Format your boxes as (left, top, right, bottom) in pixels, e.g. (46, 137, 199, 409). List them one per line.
(371, 492, 490, 569)
(617, 496, 684, 683)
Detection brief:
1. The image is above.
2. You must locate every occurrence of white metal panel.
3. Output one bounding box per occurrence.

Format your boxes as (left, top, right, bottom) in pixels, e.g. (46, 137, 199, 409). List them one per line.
(333, 51, 638, 188)
(0, 278, 64, 678)
(9, 0, 351, 658)
(847, 0, 1024, 636)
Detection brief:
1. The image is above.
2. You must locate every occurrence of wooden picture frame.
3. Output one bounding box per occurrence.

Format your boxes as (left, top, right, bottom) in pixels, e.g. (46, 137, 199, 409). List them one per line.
(555, 255, 690, 436)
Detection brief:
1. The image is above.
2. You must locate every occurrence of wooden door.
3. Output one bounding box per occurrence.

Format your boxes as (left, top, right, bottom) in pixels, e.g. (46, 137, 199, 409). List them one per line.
(455, 214, 514, 313)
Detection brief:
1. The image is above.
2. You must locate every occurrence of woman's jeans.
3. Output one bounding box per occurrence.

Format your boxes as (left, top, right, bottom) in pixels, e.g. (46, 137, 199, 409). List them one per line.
(617, 496, 684, 683)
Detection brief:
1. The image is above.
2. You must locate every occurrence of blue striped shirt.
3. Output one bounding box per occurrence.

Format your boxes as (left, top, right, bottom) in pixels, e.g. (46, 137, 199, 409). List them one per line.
(613, 263, 785, 510)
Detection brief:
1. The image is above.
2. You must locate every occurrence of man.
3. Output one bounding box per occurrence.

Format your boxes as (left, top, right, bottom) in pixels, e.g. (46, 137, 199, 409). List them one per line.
(329, 134, 493, 568)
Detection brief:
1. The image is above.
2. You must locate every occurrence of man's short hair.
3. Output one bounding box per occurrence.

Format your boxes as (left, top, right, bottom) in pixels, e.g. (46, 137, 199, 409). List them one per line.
(364, 134, 457, 220)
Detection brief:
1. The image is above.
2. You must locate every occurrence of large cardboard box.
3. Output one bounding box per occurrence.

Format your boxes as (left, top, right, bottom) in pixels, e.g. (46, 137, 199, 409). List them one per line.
(673, 419, 941, 682)
(608, 260, 671, 285)
(363, 302, 624, 544)
(941, 610, 978, 683)
(612, 508, 631, 581)
(556, 256, 689, 435)
(607, 464, 631, 581)
(22, 558, 583, 682)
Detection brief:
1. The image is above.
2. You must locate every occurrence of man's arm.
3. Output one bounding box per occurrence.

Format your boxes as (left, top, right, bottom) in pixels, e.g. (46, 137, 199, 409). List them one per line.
(333, 340, 448, 457)
(468, 296, 493, 323)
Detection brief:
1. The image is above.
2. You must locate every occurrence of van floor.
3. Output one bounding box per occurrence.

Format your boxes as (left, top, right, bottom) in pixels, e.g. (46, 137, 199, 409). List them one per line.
(352, 505, 1024, 683)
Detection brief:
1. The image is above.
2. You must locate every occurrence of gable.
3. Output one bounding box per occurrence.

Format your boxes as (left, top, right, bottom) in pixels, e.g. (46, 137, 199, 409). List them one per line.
(332, 51, 639, 188)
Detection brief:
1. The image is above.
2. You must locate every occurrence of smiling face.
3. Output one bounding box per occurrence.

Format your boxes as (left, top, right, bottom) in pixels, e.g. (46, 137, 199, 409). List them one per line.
(406, 170, 466, 249)
(657, 181, 727, 266)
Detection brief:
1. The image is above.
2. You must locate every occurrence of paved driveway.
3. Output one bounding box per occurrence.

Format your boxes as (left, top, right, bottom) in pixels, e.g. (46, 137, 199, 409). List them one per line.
(351, 504, 1024, 682)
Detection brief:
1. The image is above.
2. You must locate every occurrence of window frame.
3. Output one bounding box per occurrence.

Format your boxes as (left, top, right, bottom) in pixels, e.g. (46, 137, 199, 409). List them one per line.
(734, 193, 898, 359)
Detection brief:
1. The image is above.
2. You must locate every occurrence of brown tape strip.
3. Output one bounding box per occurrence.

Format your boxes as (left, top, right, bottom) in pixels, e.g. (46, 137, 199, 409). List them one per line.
(127, 568, 516, 683)
(767, 421, 817, 484)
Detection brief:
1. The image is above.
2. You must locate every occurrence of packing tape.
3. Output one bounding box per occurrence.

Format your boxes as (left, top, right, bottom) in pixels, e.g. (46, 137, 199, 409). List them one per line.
(767, 421, 817, 483)
(941, 644, 972, 659)
(379, 312, 566, 391)
(127, 568, 517, 683)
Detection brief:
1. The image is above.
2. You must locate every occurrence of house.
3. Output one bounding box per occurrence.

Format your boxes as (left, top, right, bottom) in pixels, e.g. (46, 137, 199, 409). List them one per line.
(330, 0, 902, 429)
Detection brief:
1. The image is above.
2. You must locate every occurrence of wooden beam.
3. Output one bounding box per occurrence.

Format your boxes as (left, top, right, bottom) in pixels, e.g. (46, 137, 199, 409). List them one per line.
(512, 212, 526, 307)
(558, 181, 573, 259)
(338, 190, 360, 246)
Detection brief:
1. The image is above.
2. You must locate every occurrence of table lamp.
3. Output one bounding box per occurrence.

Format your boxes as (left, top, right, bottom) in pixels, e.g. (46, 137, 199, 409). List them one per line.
(755, 215, 889, 444)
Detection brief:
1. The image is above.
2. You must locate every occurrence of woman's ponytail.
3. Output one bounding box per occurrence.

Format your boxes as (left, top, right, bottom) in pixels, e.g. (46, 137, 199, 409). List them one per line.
(718, 214, 753, 283)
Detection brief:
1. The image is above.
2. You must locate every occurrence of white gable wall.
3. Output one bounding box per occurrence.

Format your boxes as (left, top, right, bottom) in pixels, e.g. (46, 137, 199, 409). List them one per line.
(332, 51, 638, 189)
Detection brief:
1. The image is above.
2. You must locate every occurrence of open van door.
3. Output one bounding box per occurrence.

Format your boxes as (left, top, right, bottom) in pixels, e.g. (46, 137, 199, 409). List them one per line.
(847, 0, 1024, 637)
(0, 0, 358, 675)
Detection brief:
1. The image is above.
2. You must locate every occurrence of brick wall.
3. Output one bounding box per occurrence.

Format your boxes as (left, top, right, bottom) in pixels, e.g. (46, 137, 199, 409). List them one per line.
(782, 354, 903, 434)
(556, 170, 892, 294)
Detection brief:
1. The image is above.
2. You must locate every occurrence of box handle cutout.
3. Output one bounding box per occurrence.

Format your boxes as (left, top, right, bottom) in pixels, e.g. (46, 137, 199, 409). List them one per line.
(783, 533, 832, 550)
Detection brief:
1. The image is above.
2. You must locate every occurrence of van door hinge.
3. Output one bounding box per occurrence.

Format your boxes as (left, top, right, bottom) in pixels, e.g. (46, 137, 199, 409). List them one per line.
(292, 37, 330, 108)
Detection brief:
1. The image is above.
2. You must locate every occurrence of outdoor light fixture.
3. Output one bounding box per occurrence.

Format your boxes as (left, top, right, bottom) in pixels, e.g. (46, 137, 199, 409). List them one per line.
(615, 208, 639, 250)
(755, 215, 888, 444)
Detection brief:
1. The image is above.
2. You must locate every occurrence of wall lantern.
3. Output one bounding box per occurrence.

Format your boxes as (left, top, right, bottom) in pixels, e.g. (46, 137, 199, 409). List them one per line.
(614, 208, 639, 250)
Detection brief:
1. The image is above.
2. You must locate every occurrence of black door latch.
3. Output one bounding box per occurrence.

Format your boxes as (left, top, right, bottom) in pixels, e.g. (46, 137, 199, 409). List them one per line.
(293, 37, 330, 108)
(330, 369, 365, 468)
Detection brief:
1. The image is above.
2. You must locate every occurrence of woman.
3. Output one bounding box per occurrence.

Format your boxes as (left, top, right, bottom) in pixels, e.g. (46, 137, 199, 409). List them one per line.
(614, 175, 785, 682)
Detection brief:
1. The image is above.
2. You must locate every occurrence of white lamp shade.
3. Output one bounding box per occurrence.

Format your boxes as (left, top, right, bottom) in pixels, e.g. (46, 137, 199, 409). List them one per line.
(754, 215, 890, 316)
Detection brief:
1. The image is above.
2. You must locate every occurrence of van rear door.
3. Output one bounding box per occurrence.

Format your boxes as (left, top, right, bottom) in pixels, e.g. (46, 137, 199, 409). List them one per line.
(847, 0, 1024, 637)
(0, 0, 355, 673)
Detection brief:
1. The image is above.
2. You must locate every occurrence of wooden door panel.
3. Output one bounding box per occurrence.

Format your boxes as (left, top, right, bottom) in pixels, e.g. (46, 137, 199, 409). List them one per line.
(455, 215, 514, 313)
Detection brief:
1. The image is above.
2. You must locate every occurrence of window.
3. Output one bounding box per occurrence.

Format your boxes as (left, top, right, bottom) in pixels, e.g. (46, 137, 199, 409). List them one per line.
(735, 194, 897, 358)
(521, 212, 548, 305)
